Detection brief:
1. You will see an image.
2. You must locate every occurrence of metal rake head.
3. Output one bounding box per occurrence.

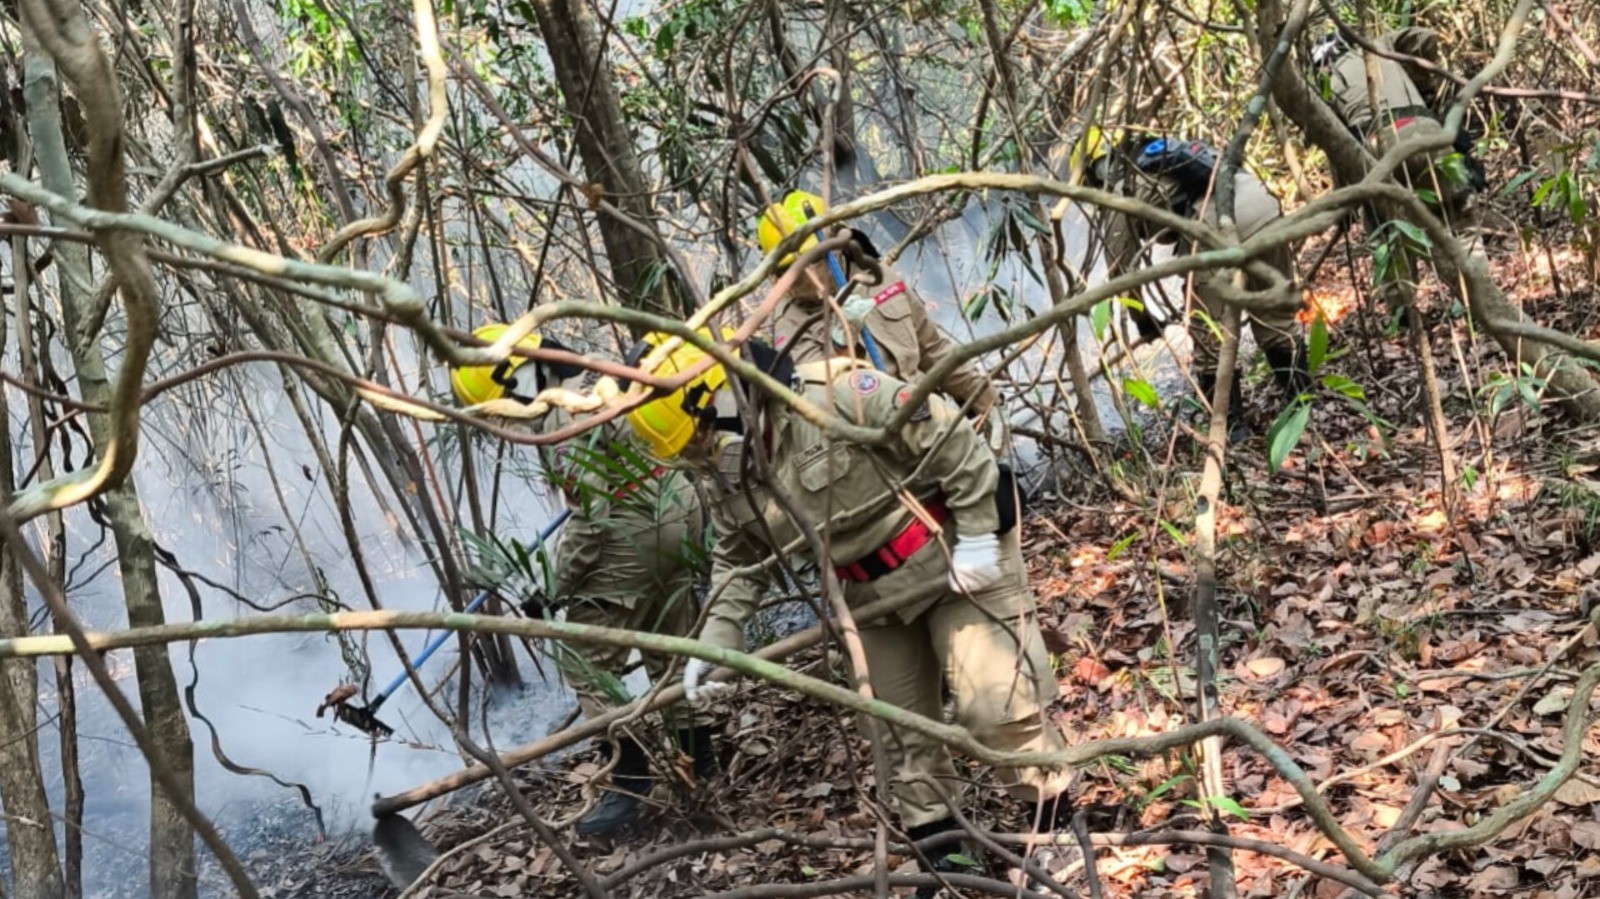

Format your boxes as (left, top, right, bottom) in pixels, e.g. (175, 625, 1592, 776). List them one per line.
(332, 702, 395, 738)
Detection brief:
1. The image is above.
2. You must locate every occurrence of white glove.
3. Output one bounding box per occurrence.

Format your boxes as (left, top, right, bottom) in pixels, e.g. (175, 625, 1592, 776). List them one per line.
(981, 411, 1011, 456)
(831, 294, 879, 346)
(683, 658, 733, 707)
(949, 533, 1005, 594)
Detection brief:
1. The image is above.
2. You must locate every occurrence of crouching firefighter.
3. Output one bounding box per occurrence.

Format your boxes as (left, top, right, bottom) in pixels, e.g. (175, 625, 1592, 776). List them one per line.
(1308, 26, 1486, 222)
(1071, 127, 1309, 442)
(756, 190, 1023, 537)
(451, 323, 716, 838)
(623, 331, 1073, 893)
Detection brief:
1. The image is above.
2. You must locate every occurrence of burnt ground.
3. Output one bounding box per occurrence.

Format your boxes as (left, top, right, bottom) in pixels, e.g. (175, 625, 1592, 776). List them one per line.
(255, 190, 1600, 898)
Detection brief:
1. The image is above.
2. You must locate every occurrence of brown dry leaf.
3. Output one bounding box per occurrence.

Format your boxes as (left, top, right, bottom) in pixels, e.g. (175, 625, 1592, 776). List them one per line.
(1350, 732, 1389, 755)
(1554, 778, 1600, 807)
(1533, 687, 1573, 716)
(1245, 657, 1286, 679)
(1468, 865, 1519, 891)
(1073, 656, 1112, 685)
(1571, 821, 1600, 850)
(314, 683, 358, 718)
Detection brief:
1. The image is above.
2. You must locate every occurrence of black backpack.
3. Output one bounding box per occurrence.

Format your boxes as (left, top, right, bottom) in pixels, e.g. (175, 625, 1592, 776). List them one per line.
(1133, 137, 1220, 218)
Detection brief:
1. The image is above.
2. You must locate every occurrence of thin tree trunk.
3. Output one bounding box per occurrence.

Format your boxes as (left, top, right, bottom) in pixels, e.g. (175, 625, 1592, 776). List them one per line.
(822, 0, 858, 192)
(20, 33, 197, 899)
(528, 0, 685, 316)
(0, 270, 66, 899)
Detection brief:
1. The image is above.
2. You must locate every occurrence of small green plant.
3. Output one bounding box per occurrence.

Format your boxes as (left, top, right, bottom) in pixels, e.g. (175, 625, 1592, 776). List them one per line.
(1266, 313, 1394, 473)
(1479, 361, 1549, 415)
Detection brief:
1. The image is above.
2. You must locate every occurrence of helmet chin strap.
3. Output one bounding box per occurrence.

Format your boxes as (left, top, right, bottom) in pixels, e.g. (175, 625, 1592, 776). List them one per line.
(496, 360, 540, 405)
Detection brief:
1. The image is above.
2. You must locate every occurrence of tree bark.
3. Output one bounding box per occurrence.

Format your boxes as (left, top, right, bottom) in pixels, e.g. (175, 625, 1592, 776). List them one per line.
(0, 311, 66, 899)
(528, 0, 687, 316)
(19, 31, 197, 899)
(1256, 0, 1600, 422)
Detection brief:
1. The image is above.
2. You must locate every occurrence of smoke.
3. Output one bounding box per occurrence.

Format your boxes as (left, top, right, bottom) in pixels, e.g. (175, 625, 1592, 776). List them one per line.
(16, 359, 571, 897)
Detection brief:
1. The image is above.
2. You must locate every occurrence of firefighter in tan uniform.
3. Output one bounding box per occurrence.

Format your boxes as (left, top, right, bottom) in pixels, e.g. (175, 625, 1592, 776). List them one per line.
(1072, 129, 1307, 440)
(757, 191, 1022, 537)
(451, 324, 714, 838)
(1309, 26, 1483, 220)
(624, 332, 1071, 890)
(759, 191, 1000, 419)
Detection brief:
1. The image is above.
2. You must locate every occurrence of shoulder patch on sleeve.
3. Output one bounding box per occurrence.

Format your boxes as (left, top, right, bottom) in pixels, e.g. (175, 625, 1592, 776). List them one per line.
(895, 386, 931, 421)
(847, 370, 880, 396)
(872, 281, 907, 306)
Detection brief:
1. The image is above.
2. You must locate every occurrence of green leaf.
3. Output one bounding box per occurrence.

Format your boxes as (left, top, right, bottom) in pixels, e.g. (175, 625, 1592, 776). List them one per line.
(1091, 300, 1112, 341)
(1106, 531, 1138, 562)
(1391, 220, 1431, 248)
(1489, 381, 1514, 416)
(1517, 377, 1541, 411)
(1014, 205, 1051, 235)
(1158, 518, 1190, 547)
(1123, 377, 1160, 409)
(1532, 175, 1558, 206)
(1307, 313, 1328, 375)
(1207, 795, 1251, 822)
(1499, 168, 1542, 198)
(947, 853, 981, 868)
(1267, 401, 1310, 473)
(1318, 373, 1366, 401)
(800, 865, 819, 877)
(1147, 773, 1192, 801)
(963, 290, 990, 322)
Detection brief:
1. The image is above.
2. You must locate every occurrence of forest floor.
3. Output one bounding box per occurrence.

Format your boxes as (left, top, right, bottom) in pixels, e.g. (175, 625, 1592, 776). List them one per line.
(258, 191, 1600, 898)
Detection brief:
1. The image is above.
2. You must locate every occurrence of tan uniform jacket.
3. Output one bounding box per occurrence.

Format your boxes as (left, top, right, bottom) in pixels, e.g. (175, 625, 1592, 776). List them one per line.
(1095, 162, 1299, 368)
(1098, 167, 1285, 281)
(536, 370, 702, 609)
(1326, 28, 1442, 133)
(770, 270, 999, 416)
(697, 360, 1001, 651)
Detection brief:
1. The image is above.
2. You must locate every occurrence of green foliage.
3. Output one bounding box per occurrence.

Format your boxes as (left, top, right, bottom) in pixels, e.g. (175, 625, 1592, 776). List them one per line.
(1480, 361, 1548, 415)
(461, 525, 553, 605)
(1044, 0, 1093, 24)
(1122, 377, 1159, 410)
(275, 0, 361, 82)
(1532, 169, 1591, 230)
(1267, 314, 1391, 474)
(1106, 531, 1139, 562)
(1266, 400, 1309, 473)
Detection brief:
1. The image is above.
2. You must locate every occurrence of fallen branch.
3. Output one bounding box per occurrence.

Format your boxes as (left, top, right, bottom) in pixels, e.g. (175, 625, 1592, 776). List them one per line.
(0, 609, 1385, 882)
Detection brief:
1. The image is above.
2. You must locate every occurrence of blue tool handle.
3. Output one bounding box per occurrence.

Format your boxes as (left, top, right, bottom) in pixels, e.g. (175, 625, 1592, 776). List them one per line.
(823, 249, 887, 372)
(372, 508, 574, 707)
(825, 252, 848, 289)
(859, 327, 887, 370)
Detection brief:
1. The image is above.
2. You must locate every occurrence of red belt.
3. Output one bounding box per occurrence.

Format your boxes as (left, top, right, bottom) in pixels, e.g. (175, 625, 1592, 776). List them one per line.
(610, 465, 669, 500)
(564, 465, 669, 501)
(833, 500, 950, 583)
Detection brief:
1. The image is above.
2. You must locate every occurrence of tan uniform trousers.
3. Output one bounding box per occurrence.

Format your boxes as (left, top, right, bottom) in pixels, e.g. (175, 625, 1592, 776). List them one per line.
(846, 528, 1069, 829)
(1187, 174, 1300, 377)
(558, 508, 704, 730)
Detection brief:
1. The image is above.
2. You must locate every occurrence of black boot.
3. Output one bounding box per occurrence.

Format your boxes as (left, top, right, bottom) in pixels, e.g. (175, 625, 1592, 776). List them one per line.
(1197, 371, 1249, 444)
(1264, 342, 1311, 398)
(677, 725, 721, 781)
(576, 737, 652, 837)
(907, 818, 967, 899)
